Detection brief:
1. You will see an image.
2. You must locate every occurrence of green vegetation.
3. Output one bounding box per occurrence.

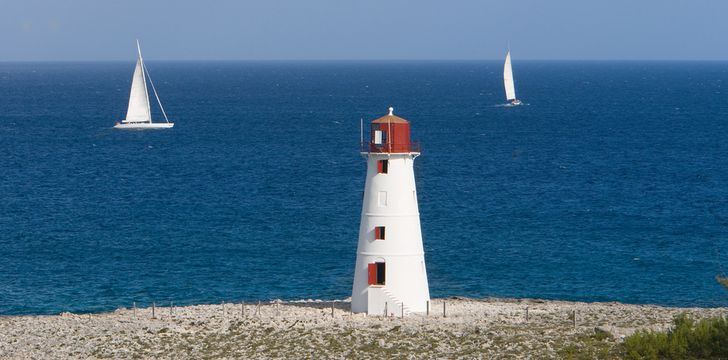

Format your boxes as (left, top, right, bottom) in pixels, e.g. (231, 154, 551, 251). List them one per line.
(557, 331, 620, 360)
(623, 314, 728, 360)
(717, 276, 728, 291)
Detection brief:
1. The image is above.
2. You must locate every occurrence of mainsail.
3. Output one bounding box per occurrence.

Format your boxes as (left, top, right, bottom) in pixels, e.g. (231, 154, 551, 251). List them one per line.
(123, 43, 151, 123)
(503, 51, 516, 101)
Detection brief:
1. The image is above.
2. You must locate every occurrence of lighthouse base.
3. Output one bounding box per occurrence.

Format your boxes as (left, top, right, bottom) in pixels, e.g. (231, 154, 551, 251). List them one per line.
(366, 286, 425, 316)
(351, 255, 430, 315)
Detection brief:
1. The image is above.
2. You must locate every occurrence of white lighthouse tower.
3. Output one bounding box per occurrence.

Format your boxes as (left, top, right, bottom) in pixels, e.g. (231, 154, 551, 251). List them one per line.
(351, 107, 430, 315)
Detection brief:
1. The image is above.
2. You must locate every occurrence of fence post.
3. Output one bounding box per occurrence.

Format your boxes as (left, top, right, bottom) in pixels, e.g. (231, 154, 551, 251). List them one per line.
(443, 301, 447, 318)
(152, 302, 156, 319)
(133, 302, 137, 318)
(170, 301, 173, 318)
(276, 301, 280, 317)
(331, 301, 335, 318)
(426, 301, 430, 316)
(526, 306, 529, 322)
(257, 301, 261, 317)
(222, 301, 225, 318)
(242, 302, 245, 317)
(573, 310, 576, 328)
(401, 303, 404, 318)
(384, 302, 388, 317)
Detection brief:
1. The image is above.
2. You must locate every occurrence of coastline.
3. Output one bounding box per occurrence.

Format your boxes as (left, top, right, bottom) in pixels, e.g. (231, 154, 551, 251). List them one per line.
(1, 297, 726, 359)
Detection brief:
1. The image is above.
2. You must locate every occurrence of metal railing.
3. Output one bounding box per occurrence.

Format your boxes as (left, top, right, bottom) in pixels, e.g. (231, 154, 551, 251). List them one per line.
(360, 142, 421, 153)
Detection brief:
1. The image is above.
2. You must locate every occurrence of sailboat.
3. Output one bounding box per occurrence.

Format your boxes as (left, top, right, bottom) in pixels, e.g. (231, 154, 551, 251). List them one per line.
(503, 50, 522, 106)
(114, 40, 173, 129)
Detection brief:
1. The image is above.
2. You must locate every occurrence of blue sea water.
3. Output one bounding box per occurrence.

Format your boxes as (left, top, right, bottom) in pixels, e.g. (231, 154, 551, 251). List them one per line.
(1, 61, 728, 315)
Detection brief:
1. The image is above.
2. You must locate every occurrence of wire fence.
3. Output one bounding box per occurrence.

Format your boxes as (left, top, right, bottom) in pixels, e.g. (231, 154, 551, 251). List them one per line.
(111, 299, 583, 329)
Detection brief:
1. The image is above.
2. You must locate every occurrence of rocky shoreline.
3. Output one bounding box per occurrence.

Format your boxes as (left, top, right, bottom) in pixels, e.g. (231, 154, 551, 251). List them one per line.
(1, 297, 726, 359)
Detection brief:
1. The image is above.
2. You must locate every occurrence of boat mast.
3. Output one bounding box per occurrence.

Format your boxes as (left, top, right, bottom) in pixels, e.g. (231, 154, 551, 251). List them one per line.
(137, 39, 152, 123)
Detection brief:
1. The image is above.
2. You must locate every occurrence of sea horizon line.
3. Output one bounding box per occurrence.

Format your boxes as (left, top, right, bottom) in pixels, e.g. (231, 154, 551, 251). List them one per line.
(2, 59, 728, 63)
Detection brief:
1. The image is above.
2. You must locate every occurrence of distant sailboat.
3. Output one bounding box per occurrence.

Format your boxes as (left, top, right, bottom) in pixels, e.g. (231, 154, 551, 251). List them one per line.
(503, 50, 522, 106)
(114, 40, 173, 129)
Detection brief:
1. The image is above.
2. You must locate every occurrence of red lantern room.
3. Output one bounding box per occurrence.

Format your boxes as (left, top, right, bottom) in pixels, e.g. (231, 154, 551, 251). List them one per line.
(366, 107, 419, 153)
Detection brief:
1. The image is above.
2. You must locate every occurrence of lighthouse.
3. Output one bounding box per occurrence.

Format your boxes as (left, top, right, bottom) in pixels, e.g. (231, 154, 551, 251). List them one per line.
(351, 107, 430, 315)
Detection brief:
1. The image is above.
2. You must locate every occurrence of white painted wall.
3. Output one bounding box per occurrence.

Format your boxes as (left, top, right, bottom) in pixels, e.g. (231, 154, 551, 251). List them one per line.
(351, 152, 430, 314)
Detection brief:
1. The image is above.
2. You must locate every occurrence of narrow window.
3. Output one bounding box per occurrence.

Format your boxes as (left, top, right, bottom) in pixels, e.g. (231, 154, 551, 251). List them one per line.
(367, 262, 386, 286)
(374, 226, 386, 240)
(377, 160, 389, 174)
(378, 191, 387, 207)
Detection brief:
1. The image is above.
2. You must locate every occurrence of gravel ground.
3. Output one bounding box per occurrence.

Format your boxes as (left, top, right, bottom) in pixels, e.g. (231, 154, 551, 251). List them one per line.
(1, 297, 726, 359)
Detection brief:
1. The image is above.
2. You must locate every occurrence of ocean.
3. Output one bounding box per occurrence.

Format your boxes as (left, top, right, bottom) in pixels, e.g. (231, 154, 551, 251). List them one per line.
(1, 60, 728, 315)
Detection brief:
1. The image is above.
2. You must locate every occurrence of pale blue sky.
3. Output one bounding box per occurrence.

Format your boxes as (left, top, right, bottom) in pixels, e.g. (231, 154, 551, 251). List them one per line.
(1, 0, 726, 61)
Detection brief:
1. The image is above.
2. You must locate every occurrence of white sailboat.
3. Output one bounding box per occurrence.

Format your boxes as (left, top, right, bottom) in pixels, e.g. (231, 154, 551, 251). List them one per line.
(114, 40, 173, 129)
(503, 50, 522, 106)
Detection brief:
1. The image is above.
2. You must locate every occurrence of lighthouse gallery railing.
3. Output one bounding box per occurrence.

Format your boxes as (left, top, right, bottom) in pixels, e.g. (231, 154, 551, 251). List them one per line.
(360, 142, 421, 153)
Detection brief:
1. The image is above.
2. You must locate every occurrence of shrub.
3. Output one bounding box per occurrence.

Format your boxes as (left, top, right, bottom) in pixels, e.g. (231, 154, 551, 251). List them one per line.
(623, 314, 728, 359)
(717, 276, 728, 292)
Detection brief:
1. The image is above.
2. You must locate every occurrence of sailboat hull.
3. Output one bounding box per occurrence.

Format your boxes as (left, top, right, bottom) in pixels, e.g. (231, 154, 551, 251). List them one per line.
(114, 122, 174, 129)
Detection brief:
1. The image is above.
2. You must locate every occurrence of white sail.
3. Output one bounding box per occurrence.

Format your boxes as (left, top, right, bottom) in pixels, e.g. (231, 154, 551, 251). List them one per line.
(123, 55, 151, 123)
(114, 40, 174, 129)
(503, 51, 516, 101)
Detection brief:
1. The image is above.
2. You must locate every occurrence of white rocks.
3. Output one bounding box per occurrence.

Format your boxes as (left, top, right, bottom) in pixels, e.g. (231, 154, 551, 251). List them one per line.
(0, 298, 725, 359)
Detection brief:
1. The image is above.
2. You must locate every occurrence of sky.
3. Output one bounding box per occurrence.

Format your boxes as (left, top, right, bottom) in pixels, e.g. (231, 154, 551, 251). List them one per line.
(1, 0, 727, 61)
